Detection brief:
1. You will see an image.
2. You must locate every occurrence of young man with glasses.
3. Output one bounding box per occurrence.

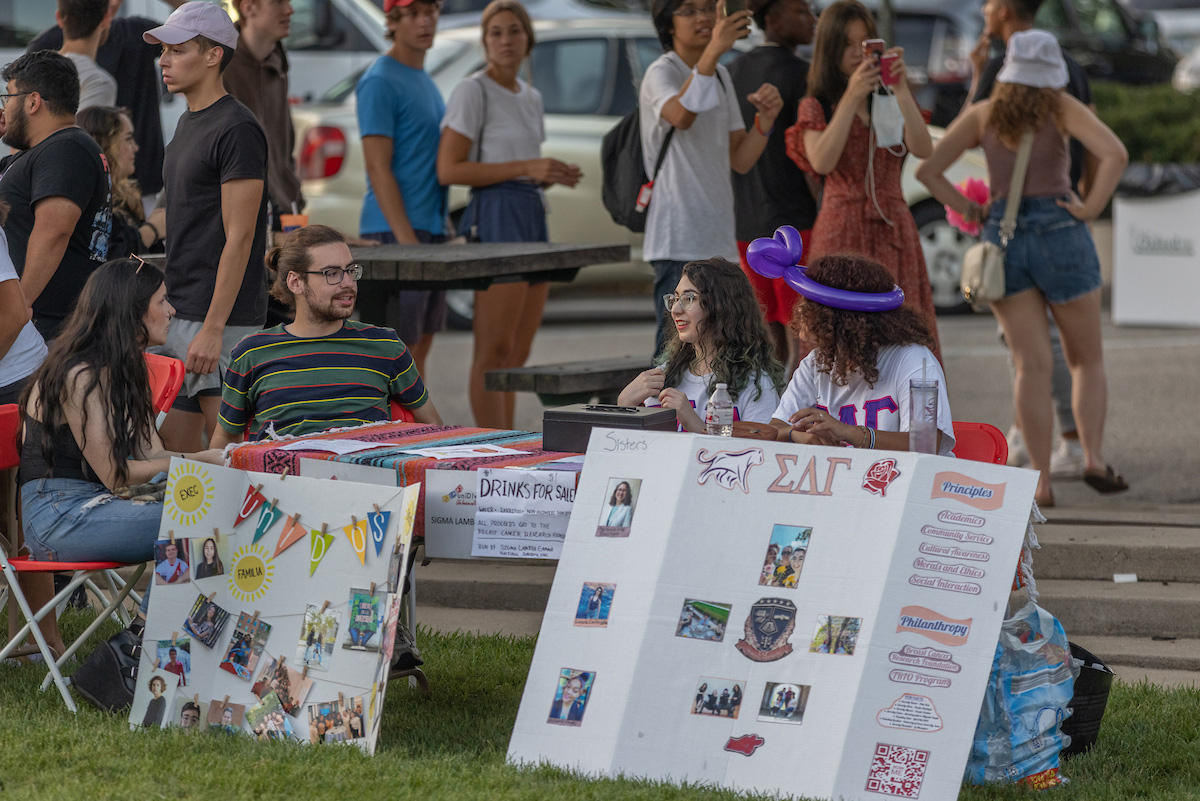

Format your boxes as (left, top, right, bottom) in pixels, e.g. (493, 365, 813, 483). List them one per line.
(0, 50, 112, 341)
(213, 224, 442, 447)
(145, 1, 271, 453)
(356, 0, 448, 376)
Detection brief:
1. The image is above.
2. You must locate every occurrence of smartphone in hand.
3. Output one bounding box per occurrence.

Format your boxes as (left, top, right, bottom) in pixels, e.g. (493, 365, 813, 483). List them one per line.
(724, 0, 748, 14)
(862, 38, 885, 64)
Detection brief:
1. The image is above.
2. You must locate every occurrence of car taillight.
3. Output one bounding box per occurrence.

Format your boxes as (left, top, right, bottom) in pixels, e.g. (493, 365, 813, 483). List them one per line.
(299, 126, 346, 180)
(928, 33, 973, 84)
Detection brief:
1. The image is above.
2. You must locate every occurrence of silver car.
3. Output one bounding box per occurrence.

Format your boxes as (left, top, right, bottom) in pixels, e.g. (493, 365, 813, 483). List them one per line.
(292, 18, 987, 323)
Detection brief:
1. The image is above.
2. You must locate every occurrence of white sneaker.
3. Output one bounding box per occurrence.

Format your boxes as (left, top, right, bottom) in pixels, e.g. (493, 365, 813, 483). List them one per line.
(1051, 438, 1086, 479)
(1007, 425, 1030, 468)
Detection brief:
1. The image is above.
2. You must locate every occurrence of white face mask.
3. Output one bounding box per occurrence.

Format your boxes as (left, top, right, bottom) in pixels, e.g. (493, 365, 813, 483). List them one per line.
(871, 89, 905, 152)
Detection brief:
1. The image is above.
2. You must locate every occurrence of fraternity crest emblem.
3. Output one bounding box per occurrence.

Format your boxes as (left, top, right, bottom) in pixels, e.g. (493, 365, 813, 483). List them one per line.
(736, 597, 797, 662)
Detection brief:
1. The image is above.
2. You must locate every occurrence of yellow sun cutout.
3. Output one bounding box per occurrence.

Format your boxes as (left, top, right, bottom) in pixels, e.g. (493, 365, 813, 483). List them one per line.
(165, 461, 215, 528)
(228, 543, 274, 603)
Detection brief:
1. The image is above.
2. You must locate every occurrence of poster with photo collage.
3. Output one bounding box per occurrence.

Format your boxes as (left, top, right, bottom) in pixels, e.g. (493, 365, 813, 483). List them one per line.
(508, 429, 1038, 801)
(131, 459, 419, 754)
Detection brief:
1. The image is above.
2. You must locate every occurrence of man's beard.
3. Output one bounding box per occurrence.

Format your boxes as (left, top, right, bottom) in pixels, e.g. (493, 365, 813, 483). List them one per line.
(301, 284, 356, 325)
(2, 104, 30, 151)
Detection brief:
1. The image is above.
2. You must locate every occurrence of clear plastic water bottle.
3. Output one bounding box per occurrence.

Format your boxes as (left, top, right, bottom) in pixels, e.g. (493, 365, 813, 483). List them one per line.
(909, 379, 939, 454)
(706, 383, 734, 437)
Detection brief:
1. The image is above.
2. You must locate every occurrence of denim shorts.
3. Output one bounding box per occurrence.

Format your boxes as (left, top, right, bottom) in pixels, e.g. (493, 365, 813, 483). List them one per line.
(20, 478, 164, 564)
(983, 196, 1102, 305)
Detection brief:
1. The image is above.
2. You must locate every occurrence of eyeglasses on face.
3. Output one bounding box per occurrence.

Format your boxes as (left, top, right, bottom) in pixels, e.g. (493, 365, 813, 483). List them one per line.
(304, 264, 364, 284)
(0, 92, 31, 104)
(663, 291, 701, 312)
(673, 3, 718, 17)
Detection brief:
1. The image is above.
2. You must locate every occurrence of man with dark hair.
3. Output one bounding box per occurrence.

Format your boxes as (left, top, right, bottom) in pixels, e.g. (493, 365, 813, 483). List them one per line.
(145, 2, 270, 453)
(56, 0, 117, 110)
(962, 0, 1093, 478)
(356, 0, 448, 376)
(729, 0, 818, 370)
(0, 50, 111, 340)
(29, 0, 187, 208)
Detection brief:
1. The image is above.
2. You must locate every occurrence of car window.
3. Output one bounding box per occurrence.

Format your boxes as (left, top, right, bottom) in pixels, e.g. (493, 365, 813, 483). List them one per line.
(1035, 0, 1073, 36)
(530, 38, 611, 115)
(288, 0, 375, 51)
(0, 3, 56, 47)
(1071, 0, 1131, 41)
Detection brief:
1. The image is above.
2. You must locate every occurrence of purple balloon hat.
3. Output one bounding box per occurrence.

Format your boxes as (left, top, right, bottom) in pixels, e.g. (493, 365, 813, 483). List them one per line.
(746, 225, 905, 312)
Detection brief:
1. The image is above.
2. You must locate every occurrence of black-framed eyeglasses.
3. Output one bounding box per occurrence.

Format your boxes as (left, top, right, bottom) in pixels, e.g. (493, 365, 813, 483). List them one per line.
(0, 92, 30, 104)
(304, 264, 363, 284)
(663, 291, 701, 312)
(672, 3, 718, 17)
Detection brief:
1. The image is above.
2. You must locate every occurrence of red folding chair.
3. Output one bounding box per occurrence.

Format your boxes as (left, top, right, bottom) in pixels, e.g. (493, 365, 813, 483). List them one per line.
(145, 352, 185, 426)
(951, 421, 1008, 465)
(0, 403, 147, 712)
(389, 398, 416, 422)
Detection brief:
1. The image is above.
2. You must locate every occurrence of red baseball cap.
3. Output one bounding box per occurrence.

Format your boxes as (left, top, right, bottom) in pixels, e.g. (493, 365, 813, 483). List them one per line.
(383, 0, 417, 10)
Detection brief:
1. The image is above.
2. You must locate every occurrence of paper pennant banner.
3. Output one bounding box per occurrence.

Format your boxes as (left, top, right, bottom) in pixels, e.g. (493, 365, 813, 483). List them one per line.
(343, 519, 368, 565)
(234, 486, 266, 527)
(367, 511, 390, 557)
(310, 528, 336, 576)
(275, 514, 308, 557)
(253, 501, 284, 544)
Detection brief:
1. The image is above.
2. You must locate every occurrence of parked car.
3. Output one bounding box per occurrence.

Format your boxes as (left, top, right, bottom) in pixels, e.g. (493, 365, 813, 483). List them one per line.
(1119, 0, 1200, 56)
(1037, 0, 1178, 84)
(293, 18, 988, 324)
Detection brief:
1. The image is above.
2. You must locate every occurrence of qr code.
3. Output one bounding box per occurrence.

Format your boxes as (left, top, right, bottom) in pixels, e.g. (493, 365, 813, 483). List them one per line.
(865, 742, 929, 798)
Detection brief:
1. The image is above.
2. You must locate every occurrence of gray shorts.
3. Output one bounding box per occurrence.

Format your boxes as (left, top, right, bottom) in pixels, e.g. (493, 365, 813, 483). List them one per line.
(158, 318, 260, 409)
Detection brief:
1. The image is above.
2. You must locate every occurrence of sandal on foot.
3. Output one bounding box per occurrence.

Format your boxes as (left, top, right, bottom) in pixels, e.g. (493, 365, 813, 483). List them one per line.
(1083, 465, 1129, 494)
(1034, 494, 1055, 509)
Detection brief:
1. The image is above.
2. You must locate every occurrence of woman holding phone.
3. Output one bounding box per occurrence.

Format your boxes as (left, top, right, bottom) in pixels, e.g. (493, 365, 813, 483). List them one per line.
(784, 0, 940, 358)
(437, 0, 581, 429)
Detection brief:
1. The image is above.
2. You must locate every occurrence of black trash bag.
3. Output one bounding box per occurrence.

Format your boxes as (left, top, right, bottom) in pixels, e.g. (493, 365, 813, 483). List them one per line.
(1116, 163, 1200, 198)
(1060, 642, 1115, 757)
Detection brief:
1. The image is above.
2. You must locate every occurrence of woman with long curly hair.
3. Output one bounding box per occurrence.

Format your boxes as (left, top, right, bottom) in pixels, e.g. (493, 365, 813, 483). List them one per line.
(916, 30, 1127, 506)
(784, 0, 939, 357)
(18, 260, 223, 624)
(770, 254, 954, 453)
(619, 257, 785, 431)
(76, 107, 165, 257)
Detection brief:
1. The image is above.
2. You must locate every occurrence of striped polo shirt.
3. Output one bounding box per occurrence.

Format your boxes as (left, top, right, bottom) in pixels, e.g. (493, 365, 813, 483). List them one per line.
(218, 321, 428, 440)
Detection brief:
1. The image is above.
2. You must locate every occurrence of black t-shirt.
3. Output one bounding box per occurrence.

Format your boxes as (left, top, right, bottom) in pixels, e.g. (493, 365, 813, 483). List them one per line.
(29, 16, 166, 194)
(0, 127, 111, 339)
(162, 94, 268, 326)
(727, 45, 818, 241)
(972, 46, 1092, 191)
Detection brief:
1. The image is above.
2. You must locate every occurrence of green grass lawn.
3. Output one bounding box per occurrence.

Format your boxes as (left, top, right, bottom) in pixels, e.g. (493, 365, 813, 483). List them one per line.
(1, 609, 1199, 800)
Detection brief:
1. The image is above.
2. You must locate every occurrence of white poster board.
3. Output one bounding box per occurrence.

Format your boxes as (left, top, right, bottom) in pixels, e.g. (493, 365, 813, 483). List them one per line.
(471, 468, 576, 559)
(508, 429, 1037, 800)
(133, 459, 419, 753)
(1113, 193, 1200, 327)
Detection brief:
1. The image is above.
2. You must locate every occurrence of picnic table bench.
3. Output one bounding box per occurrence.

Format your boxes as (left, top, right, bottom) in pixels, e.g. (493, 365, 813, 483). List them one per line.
(485, 354, 653, 406)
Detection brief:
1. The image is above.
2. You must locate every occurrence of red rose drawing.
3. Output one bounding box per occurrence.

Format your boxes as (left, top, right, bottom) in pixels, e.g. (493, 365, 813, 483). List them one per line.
(863, 459, 901, 497)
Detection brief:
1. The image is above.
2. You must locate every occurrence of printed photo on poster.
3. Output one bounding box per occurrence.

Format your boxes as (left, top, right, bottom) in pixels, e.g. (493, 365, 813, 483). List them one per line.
(380, 594, 401, 662)
(691, 676, 744, 718)
(252, 653, 314, 715)
(207, 700, 246, 733)
(596, 478, 641, 538)
(343, 587, 385, 651)
(759, 524, 812, 588)
(574, 582, 616, 627)
(166, 697, 205, 731)
(757, 681, 812, 725)
(156, 638, 190, 687)
(153, 539, 191, 585)
(220, 612, 272, 680)
(547, 668, 595, 726)
(810, 615, 862, 655)
(246, 691, 295, 740)
(128, 658, 180, 730)
(191, 535, 229, 581)
(297, 604, 341, 671)
(182, 593, 231, 648)
(307, 695, 367, 744)
(676, 599, 731, 642)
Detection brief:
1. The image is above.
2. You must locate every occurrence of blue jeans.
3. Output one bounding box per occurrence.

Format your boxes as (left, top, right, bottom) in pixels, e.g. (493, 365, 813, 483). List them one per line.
(21, 477, 165, 614)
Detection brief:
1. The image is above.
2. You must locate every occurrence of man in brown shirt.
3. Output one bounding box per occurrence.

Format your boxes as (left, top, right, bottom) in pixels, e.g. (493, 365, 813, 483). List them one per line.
(223, 0, 303, 223)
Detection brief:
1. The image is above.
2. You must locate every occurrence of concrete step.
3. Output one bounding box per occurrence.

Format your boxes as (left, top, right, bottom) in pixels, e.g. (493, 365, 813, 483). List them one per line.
(414, 604, 545, 638)
(1033, 524, 1200, 582)
(1042, 505, 1200, 528)
(415, 560, 556, 612)
(1036, 578, 1200, 638)
(1109, 666, 1200, 690)
(1071, 634, 1200, 672)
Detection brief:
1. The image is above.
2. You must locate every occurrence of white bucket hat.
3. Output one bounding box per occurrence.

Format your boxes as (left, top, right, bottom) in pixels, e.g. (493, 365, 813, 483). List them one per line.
(996, 29, 1068, 89)
(143, 1, 238, 50)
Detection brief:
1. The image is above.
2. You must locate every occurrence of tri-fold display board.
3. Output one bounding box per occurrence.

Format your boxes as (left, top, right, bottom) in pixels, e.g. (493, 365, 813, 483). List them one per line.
(132, 459, 418, 753)
(509, 429, 1037, 801)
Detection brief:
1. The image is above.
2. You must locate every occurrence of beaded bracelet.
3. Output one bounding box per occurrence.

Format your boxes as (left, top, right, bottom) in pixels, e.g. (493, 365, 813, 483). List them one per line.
(754, 112, 774, 137)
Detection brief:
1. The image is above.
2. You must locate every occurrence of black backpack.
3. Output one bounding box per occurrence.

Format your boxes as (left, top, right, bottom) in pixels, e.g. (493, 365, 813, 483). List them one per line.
(600, 107, 674, 233)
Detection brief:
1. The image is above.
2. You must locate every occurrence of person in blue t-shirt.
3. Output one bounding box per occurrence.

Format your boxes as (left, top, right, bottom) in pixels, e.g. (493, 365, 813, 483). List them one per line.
(356, 0, 448, 375)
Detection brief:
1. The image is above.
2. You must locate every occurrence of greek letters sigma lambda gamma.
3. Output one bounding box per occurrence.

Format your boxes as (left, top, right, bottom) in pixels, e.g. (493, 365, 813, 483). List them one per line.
(767, 456, 853, 496)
